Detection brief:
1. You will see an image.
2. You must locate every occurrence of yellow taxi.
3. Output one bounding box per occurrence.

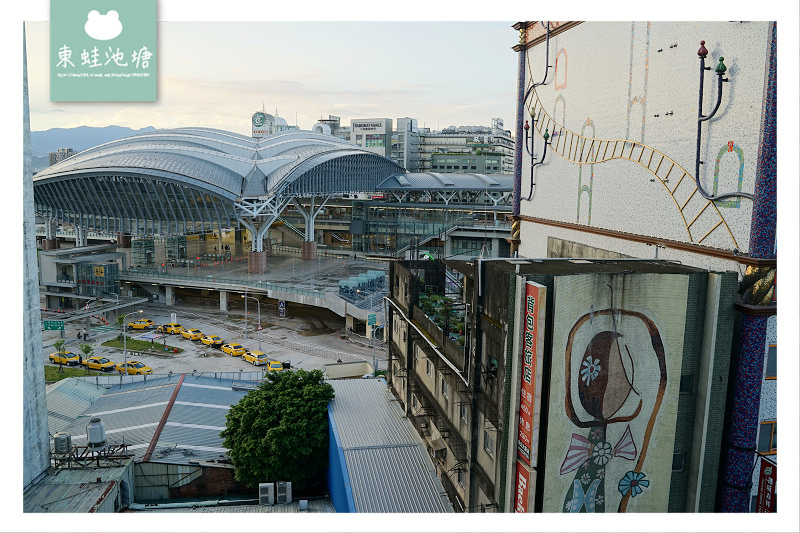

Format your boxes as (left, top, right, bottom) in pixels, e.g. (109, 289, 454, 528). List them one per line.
(201, 335, 224, 348)
(243, 350, 269, 366)
(267, 360, 284, 372)
(181, 328, 203, 340)
(128, 318, 155, 330)
(157, 323, 184, 334)
(117, 360, 153, 375)
(222, 343, 246, 356)
(82, 356, 116, 372)
(49, 351, 81, 366)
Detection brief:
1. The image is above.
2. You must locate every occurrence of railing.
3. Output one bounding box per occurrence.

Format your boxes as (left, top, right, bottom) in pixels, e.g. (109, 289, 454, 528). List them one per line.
(123, 268, 327, 300)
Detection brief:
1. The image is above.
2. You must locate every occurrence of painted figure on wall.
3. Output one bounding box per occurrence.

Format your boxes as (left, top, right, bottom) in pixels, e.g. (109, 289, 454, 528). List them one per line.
(559, 286, 667, 512)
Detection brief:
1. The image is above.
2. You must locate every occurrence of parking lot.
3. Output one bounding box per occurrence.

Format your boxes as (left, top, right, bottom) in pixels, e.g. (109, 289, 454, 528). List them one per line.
(43, 302, 387, 377)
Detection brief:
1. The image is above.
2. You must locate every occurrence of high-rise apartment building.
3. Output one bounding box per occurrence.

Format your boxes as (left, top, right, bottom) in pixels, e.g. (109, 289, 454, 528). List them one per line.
(49, 147, 73, 166)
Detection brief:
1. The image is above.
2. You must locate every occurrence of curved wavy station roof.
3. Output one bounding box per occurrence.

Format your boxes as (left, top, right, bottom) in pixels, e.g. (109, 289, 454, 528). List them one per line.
(33, 127, 513, 235)
(33, 127, 406, 233)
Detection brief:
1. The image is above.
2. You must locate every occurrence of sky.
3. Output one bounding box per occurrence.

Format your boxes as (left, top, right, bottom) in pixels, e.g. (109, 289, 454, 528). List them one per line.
(24, 19, 519, 134)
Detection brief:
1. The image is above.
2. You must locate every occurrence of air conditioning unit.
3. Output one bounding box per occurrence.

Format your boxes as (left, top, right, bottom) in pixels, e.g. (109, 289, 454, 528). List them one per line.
(258, 483, 274, 505)
(275, 481, 292, 504)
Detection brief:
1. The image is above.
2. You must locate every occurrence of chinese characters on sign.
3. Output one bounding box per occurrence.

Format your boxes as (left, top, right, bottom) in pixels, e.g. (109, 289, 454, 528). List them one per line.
(517, 282, 543, 465)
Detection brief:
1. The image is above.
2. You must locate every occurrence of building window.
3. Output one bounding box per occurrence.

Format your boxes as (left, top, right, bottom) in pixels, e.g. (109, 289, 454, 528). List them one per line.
(426, 359, 432, 377)
(441, 378, 448, 397)
(765, 345, 776, 379)
(758, 421, 777, 454)
(679, 375, 692, 394)
(457, 469, 465, 487)
(471, 166, 477, 170)
(460, 403, 468, 425)
(412, 394, 418, 409)
(483, 429, 495, 457)
(671, 453, 685, 472)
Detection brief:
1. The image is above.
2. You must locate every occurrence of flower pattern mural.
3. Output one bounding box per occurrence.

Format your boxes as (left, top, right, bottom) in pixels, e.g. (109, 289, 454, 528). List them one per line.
(544, 273, 687, 513)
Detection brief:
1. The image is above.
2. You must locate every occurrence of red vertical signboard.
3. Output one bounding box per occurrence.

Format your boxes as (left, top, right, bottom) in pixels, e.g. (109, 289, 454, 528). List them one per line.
(514, 460, 535, 513)
(755, 458, 777, 512)
(516, 282, 540, 464)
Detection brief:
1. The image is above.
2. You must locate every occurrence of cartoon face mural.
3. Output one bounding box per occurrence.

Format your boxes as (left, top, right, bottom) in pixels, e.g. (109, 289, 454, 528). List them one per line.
(544, 274, 685, 514)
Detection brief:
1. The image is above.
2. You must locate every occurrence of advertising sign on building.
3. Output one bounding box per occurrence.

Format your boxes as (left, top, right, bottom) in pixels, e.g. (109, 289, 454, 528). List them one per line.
(516, 281, 546, 466)
(252, 111, 268, 138)
(352, 119, 387, 133)
(755, 458, 777, 512)
(514, 460, 536, 513)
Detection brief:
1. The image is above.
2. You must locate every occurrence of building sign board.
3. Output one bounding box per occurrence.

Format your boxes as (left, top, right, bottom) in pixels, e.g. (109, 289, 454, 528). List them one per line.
(514, 459, 536, 513)
(517, 281, 545, 466)
(278, 300, 287, 317)
(755, 458, 777, 512)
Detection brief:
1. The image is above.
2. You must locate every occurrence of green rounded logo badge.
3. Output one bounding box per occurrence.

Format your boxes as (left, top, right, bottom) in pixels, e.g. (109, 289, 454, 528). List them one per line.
(252, 112, 266, 127)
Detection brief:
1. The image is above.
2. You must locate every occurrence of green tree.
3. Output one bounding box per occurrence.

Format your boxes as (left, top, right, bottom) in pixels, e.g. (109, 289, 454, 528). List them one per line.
(79, 343, 94, 370)
(220, 369, 335, 490)
(52, 339, 66, 373)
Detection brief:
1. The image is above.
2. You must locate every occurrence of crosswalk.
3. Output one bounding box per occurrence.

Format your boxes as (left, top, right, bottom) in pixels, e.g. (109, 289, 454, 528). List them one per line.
(90, 325, 118, 333)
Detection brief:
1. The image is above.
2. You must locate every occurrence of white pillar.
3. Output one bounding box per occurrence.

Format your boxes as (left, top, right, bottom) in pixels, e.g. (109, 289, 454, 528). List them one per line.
(166, 285, 175, 306)
(219, 290, 228, 311)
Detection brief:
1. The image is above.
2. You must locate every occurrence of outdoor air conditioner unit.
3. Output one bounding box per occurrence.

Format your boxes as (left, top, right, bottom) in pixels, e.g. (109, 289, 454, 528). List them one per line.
(258, 483, 274, 505)
(275, 481, 292, 504)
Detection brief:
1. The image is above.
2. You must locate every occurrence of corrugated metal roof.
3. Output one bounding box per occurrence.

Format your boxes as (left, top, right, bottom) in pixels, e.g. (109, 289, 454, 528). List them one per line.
(48, 375, 249, 463)
(131, 499, 335, 513)
(46, 378, 108, 434)
(344, 446, 451, 513)
(23, 460, 133, 513)
(328, 380, 452, 513)
(328, 380, 418, 448)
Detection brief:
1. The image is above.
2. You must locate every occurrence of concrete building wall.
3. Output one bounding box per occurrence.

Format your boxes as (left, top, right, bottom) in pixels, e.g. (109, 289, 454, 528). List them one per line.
(517, 21, 772, 256)
(23, 29, 51, 490)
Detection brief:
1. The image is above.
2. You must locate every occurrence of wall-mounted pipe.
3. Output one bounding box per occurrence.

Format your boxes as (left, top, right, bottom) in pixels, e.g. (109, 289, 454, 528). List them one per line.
(526, 128, 551, 201)
(695, 40, 754, 202)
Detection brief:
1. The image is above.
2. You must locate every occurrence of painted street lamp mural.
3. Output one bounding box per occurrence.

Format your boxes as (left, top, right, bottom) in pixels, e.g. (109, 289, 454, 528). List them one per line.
(544, 274, 686, 513)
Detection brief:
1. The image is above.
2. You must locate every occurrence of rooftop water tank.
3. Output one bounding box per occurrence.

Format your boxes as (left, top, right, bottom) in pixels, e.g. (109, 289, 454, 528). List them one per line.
(53, 432, 72, 454)
(86, 417, 107, 450)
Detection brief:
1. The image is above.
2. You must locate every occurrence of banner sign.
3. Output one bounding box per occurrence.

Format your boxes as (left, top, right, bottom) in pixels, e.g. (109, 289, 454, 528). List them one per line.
(514, 460, 536, 513)
(517, 281, 544, 465)
(755, 458, 777, 512)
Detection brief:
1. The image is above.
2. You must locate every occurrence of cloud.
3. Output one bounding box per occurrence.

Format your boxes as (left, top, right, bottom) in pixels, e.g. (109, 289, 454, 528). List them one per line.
(84, 10, 123, 41)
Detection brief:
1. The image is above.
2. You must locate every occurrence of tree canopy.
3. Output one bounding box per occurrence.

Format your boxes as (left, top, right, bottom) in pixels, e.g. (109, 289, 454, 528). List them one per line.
(220, 369, 335, 490)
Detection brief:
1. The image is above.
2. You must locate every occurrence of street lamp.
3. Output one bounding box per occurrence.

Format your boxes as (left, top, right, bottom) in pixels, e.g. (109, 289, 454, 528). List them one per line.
(242, 294, 262, 350)
(122, 309, 143, 369)
(243, 281, 262, 340)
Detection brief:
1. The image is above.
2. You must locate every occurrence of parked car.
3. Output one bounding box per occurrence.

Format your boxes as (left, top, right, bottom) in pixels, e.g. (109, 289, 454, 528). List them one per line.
(49, 351, 81, 366)
(82, 356, 116, 372)
(222, 343, 246, 356)
(267, 360, 284, 372)
(201, 335, 224, 348)
(128, 318, 155, 330)
(157, 323, 184, 334)
(243, 350, 269, 366)
(117, 360, 153, 375)
(181, 328, 203, 341)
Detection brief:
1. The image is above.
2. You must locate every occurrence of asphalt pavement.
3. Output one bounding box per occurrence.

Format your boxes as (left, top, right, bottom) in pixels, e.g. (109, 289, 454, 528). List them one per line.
(42, 300, 387, 377)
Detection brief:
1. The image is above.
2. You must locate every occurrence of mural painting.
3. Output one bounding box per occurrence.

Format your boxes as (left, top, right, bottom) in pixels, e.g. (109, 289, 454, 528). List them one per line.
(544, 273, 687, 512)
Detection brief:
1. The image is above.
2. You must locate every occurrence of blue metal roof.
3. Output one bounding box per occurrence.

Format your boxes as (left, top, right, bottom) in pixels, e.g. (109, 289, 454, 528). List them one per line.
(328, 379, 452, 513)
(377, 172, 513, 191)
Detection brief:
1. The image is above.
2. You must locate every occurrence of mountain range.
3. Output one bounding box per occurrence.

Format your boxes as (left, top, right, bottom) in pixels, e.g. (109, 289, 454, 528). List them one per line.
(31, 125, 155, 172)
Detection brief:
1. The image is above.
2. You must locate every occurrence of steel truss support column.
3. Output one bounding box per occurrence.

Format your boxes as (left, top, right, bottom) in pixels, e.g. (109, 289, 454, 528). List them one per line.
(292, 195, 331, 260)
(235, 196, 293, 272)
(42, 217, 58, 250)
(75, 224, 88, 248)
